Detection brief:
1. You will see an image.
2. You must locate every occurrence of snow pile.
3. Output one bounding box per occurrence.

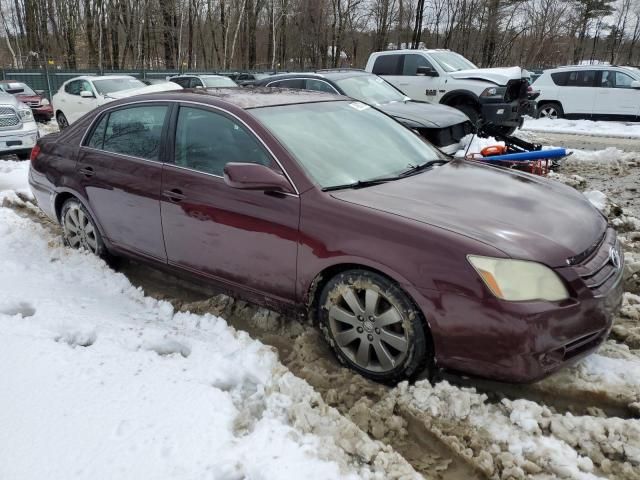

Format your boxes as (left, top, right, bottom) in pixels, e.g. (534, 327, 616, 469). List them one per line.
(453, 134, 503, 158)
(0, 160, 30, 196)
(393, 380, 640, 479)
(522, 118, 640, 139)
(584, 190, 608, 212)
(38, 119, 59, 137)
(0, 199, 419, 479)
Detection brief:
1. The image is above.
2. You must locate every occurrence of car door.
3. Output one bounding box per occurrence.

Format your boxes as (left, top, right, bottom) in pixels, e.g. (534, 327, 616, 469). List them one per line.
(57, 80, 80, 122)
(68, 79, 99, 123)
(593, 70, 640, 120)
(77, 103, 170, 261)
(396, 53, 442, 101)
(160, 104, 300, 302)
(557, 70, 597, 117)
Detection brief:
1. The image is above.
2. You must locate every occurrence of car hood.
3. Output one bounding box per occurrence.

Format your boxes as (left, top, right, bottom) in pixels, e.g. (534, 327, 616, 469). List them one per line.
(330, 160, 606, 267)
(16, 94, 42, 103)
(448, 66, 528, 86)
(107, 82, 183, 99)
(378, 101, 470, 128)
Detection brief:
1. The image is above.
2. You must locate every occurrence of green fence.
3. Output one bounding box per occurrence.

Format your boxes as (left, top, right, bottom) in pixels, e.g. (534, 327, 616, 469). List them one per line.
(0, 68, 235, 99)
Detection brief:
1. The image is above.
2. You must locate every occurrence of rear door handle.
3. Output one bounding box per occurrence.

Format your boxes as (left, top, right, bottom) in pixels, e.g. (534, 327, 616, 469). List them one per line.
(162, 188, 186, 202)
(78, 166, 95, 177)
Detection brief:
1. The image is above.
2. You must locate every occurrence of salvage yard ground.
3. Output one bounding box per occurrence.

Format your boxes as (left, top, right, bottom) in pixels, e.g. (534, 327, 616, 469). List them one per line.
(1, 120, 640, 479)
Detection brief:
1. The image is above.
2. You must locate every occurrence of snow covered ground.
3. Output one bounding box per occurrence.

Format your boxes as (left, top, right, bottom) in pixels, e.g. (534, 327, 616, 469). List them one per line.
(0, 162, 417, 480)
(522, 117, 640, 139)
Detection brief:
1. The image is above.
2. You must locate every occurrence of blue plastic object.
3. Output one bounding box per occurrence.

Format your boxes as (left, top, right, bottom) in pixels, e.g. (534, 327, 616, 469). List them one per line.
(481, 148, 568, 162)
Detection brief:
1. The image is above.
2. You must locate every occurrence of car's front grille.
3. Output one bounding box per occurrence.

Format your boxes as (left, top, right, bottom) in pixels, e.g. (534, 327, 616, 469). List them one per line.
(26, 101, 41, 107)
(572, 228, 622, 296)
(0, 106, 20, 128)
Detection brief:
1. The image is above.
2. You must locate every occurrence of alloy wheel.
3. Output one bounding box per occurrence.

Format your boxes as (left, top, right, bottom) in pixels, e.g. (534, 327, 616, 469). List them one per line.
(328, 286, 409, 373)
(63, 205, 99, 254)
(57, 113, 69, 129)
(539, 106, 558, 119)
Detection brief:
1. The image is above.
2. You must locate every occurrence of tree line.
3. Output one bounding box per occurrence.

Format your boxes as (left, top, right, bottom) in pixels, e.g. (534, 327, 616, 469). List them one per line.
(0, 0, 638, 71)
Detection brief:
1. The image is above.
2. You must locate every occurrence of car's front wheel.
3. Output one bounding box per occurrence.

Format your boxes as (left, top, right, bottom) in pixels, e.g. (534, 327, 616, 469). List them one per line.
(56, 111, 69, 129)
(61, 198, 106, 258)
(317, 269, 432, 384)
(537, 102, 563, 120)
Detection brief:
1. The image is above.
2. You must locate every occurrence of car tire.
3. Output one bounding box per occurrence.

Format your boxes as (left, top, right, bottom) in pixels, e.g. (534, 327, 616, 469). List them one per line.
(60, 198, 107, 258)
(454, 102, 480, 126)
(56, 111, 69, 130)
(317, 269, 433, 384)
(537, 102, 563, 120)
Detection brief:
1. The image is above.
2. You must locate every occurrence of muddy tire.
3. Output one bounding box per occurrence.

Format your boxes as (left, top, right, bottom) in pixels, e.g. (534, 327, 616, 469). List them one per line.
(61, 198, 107, 258)
(317, 269, 433, 384)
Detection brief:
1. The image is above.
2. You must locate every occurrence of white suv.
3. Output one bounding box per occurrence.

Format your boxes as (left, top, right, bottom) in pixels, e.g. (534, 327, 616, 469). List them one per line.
(533, 65, 640, 120)
(0, 91, 38, 159)
(365, 49, 533, 134)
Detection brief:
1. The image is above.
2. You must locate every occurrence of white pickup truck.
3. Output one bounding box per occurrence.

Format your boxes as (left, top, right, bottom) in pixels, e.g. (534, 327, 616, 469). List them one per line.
(365, 49, 534, 134)
(0, 91, 38, 159)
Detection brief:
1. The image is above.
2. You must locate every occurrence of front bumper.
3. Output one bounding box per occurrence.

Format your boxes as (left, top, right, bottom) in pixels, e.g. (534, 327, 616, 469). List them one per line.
(0, 123, 38, 154)
(32, 104, 54, 121)
(480, 99, 534, 128)
(416, 230, 624, 383)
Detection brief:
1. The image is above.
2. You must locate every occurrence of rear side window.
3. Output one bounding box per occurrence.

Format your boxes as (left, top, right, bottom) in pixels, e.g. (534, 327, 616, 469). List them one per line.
(615, 71, 635, 88)
(372, 55, 401, 75)
(101, 105, 168, 160)
(402, 54, 433, 76)
(566, 70, 596, 87)
(170, 77, 191, 88)
(189, 78, 203, 88)
(174, 107, 272, 176)
(268, 79, 305, 89)
(550, 72, 569, 86)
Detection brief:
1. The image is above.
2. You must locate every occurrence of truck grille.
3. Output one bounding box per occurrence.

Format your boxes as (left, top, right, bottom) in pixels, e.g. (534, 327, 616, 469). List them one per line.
(0, 106, 20, 128)
(26, 101, 41, 107)
(572, 228, 622, 297)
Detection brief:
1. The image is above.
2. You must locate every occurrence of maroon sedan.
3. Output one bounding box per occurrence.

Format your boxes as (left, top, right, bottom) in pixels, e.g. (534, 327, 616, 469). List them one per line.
(0, 81, 54, 122)
(28, 88, 623, 384)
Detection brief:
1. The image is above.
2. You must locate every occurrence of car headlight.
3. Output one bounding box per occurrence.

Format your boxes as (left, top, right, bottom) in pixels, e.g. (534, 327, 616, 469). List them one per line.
(18, 108, 33, 120)
(41, 98, 50, 106)
(468, 255, 569, 301)
(480, 86, 507, 98)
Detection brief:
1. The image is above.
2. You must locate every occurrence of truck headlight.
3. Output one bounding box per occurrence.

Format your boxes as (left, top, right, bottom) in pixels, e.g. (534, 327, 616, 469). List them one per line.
(468, 255, 569, 301)
(18, 108, 33, 121)
(480, 86, 507, 98)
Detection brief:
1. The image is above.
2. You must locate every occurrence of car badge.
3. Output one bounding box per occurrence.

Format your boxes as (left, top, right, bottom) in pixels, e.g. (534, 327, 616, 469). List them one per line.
(609, 246, 621, 270)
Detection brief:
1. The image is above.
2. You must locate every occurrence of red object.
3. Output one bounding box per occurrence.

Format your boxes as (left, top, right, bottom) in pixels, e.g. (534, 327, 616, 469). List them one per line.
(480, 145, 507, 156)
(0, 81, 54, 122)
(28, 89, 622, 383)
(29, 144, 41, 162)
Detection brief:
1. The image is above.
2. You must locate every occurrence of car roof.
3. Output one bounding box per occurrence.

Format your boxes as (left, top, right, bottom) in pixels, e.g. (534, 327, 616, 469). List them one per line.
(372, 49, 453, 55)
(106, 87, 343, 109)
(171, 74, 228, 79)
(261, 70, 370, 82)
(65, 75, 138, 82)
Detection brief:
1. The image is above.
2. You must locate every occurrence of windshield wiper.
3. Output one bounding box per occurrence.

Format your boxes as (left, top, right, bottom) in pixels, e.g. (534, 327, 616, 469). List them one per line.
(399, 159, 448, 177)
(322, 175, 403, 192)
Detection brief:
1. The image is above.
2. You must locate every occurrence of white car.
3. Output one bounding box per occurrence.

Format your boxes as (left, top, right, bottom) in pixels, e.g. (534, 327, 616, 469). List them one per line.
(52, 75, 182, 128)
(365, 49, 533, 134)
(0, 91, 38, 159)
(168, 74, 238, 88)
(533, 65, 640, 120)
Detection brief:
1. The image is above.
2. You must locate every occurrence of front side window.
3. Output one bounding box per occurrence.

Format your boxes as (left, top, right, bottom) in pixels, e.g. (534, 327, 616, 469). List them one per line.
(305, 79, 338, 93)
(402, 54, 433, 75)
(372, 55, 402, 75)
(80, 80, 94, 95)
(174, 107, 272, 176)
(251, 101, 442, 189)
(189, 78, 204, 88)
(615, 71, 635, 88)
(65, 80, 82, 95)
(92, 77, 145, 95)
(335, 75, 406, 105)
(101, 105, 168, 160)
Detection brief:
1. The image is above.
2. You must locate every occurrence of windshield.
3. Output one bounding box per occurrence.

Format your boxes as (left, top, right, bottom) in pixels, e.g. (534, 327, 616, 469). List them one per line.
(429, 52, 477, 72)
(92, 78, 146, 95)
(203, 76, 238, 87)
(252, 101, 442, 189)
(335, 75, 407, 105)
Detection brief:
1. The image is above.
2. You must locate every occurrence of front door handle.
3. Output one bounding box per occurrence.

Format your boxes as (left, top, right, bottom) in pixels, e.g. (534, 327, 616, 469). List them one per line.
(78, 166, 95, 177)
(162, 188, 186, 202)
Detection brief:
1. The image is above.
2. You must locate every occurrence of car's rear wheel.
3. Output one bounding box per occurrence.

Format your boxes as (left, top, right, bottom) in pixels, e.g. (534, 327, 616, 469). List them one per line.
(56, 112, 69, 129)
(537, 102, 563, 120)
(317, 269, 432, 384)
(61, 198, 106, 258)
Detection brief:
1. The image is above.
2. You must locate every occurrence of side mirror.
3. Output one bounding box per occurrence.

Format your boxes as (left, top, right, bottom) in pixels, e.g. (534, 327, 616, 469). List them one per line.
(631, 80, 640, 89)
(224, 162, 294, 194)
(80, 90, 95, 98)
(416, 66, 438, 77)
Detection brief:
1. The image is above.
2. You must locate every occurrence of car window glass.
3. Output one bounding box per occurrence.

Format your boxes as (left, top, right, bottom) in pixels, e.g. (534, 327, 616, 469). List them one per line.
(269, 79, 305, 89)
(615, 71, 635, 88)
(80, 80, 93, 95)
(402, 54, 432, 75)
(551, 71, 569, 86)
(174, 107, 272, 176)
(372, 55, 401, 75)
(65, 80, 81, 95)
(599, 70, 615, 88)
(306, 79, 337, 93)
(86, 115, 109, 149)
(102, 105, 168, 160)
(566, 70, 596, 87)
(171, 78, 190, 88)
(189, 78, 203, 88)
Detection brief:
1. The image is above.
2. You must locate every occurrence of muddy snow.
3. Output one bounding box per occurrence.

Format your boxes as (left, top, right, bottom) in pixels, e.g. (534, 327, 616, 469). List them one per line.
(2, 123, 640, 480)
